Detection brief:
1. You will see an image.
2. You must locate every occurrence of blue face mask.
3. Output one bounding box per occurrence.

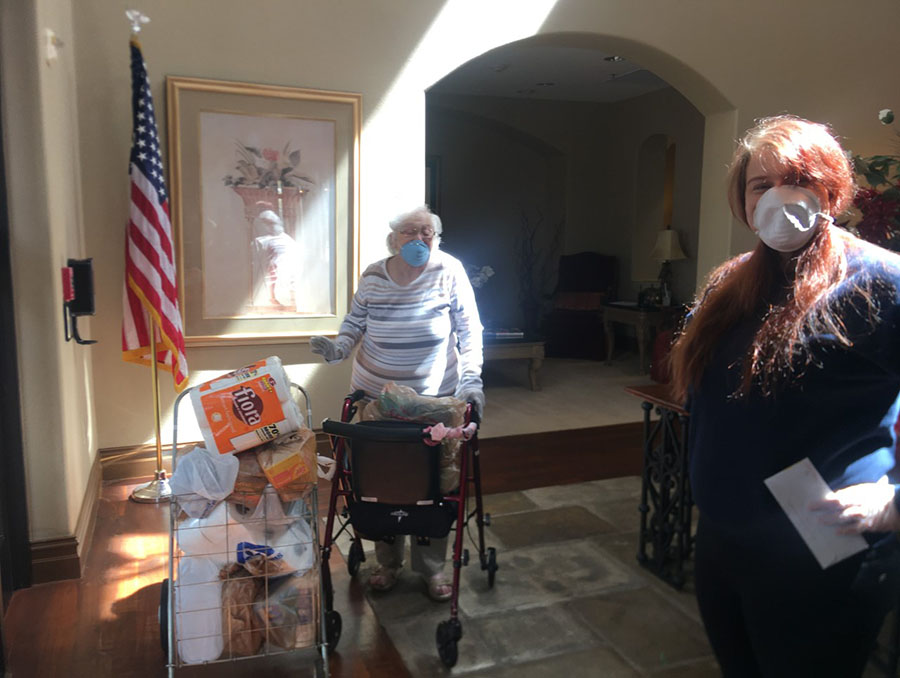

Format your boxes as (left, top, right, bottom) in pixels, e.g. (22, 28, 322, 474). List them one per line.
(400, 239, 430, 267)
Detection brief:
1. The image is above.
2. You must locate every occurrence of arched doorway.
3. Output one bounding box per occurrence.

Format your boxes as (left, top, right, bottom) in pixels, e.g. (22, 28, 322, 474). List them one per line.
(422, 32, 731, 437)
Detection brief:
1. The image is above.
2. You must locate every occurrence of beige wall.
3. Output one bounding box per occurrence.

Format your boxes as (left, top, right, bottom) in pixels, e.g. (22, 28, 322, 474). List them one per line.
(3, 0, 899, 538)
(1, 0, 97, 541)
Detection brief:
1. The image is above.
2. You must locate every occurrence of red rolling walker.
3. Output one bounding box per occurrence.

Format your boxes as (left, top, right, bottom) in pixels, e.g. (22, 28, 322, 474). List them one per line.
(318, 390, 498, 667)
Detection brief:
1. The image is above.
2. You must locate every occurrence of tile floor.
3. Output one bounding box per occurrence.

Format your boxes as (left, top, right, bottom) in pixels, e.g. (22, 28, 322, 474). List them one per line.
(333, 476, 718, 677)
(332, 476, 898, 678)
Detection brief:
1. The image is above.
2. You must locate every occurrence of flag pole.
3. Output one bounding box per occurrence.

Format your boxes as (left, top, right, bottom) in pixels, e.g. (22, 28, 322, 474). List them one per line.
(127, 9, 172, 503)
(131, 325, 172, 503)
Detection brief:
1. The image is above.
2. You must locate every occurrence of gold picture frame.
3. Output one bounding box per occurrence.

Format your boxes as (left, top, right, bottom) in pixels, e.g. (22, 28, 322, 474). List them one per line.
(166, 76, 360, 346)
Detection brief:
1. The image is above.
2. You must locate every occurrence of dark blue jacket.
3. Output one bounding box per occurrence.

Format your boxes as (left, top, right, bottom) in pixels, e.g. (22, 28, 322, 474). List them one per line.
(689, 239, 900, 543)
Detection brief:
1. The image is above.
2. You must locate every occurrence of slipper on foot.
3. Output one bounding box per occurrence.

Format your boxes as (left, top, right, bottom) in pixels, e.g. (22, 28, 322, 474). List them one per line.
(369, 566, 401, 592)
(426, 573, 453, 602)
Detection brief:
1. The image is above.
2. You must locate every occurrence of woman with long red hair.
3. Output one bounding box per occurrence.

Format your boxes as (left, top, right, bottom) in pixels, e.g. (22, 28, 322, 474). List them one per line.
(669, 115, 900, 677)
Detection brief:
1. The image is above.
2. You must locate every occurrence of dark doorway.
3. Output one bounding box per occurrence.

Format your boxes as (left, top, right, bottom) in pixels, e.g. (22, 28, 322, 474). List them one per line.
(0, 68, 33, 670)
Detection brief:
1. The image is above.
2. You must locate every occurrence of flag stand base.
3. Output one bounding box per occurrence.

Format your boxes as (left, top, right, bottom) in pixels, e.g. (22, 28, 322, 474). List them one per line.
(130, 469, 172, 503)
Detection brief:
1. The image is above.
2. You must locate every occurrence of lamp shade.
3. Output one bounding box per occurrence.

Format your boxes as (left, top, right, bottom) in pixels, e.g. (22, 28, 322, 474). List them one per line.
(650, 229, 687, 262)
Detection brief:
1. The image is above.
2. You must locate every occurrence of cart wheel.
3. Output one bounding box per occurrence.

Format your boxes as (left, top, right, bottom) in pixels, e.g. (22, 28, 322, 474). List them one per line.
(483, 547, 498, 588)
(158, 578, 169, 655)
(436, 618, 462, 668)
(325, 609, 342, 652)
(347, 539, 364, 576)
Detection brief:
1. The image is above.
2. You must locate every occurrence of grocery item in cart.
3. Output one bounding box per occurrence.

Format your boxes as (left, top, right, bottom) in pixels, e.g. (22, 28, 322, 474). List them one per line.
(220, 562, 265, 657)
(176, 502, 256, 568)
(255, 428, 317, 502)
(226, 450, 268, 509)
(253, 569, 319, 650)
(175, 556, 224, 664)
(169, 445, 239, 518)
(190, 356, 304, 455)
(238, 541, 295, 578)
(228, 485, 302, 529)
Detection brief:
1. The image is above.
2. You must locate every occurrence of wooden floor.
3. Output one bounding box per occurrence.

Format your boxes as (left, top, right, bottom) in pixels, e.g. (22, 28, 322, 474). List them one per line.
(2, 423, 643, 678)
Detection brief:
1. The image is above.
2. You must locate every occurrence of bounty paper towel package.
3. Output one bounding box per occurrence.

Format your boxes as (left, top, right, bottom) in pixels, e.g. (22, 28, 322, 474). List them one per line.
(190, 356, 303, 455)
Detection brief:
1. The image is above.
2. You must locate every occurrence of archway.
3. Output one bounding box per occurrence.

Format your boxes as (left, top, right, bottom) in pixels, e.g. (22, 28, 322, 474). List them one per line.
(422, 31, 733, 438)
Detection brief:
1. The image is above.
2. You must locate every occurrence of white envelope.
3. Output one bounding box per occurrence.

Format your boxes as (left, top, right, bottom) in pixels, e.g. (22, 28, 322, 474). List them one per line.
(764, 457, 867, 569)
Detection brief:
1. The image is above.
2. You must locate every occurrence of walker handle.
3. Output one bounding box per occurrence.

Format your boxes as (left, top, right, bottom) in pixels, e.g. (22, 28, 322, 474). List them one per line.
(321, 419, 427, 443)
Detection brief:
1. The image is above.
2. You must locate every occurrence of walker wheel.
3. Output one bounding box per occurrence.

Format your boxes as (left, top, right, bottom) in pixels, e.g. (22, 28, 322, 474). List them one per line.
(485, 547, 498, 588)
(325, 609, 342, 652)
(436, 618, 462, 667)
(347, 539, 365, 576)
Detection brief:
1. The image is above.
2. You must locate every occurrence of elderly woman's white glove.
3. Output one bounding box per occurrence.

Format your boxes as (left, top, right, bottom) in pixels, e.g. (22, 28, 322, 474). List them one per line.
(310, 336, 344, 363)
(810, 478, 900, 534)
(456, 389, 484, 419)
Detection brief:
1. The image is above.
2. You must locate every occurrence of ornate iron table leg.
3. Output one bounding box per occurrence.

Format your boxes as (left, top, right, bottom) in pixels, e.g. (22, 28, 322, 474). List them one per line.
(636, 400, 693, 589)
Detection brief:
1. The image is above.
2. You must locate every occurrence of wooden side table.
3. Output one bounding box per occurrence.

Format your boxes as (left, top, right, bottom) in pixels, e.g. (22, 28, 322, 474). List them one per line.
(624, 383, 693, 590)
(483, 338, 545, 391)
(603, 303, 680, 373)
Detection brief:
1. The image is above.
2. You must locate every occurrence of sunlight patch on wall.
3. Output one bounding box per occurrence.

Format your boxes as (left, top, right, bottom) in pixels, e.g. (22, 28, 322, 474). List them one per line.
(363, 0, 559, 255)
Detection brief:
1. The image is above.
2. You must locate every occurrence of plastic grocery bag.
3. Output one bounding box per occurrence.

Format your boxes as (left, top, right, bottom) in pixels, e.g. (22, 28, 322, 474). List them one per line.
(170, 446, 240, 519)
(270, 518, 316, 576)
(175, 556, 224, 664)
(176, 503, 256, 568)
(228, 486, 300, 530)
(361, 382, 466, 427)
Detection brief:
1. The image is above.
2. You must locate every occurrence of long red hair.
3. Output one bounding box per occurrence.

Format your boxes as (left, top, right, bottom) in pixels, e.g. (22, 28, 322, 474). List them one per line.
(669, 115, 861, 402)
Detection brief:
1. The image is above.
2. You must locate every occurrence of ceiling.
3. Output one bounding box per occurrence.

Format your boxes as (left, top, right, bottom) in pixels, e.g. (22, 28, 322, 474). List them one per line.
(428, 42, 670, 104)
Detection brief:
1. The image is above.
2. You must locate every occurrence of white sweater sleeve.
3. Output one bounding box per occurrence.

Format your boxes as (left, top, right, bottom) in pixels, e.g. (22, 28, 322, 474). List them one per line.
(450, 260, 484, 395)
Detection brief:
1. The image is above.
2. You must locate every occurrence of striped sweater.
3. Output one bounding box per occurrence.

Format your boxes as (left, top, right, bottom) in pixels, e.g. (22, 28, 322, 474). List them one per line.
(332, 249, 484, 400)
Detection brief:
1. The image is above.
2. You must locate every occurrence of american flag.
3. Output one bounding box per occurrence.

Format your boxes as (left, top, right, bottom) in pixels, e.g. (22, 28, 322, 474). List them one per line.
(122, 38, 188, 390)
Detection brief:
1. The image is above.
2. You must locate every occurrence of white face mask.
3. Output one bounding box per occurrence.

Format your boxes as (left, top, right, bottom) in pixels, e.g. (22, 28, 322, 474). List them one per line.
(752, 185, 833, 252)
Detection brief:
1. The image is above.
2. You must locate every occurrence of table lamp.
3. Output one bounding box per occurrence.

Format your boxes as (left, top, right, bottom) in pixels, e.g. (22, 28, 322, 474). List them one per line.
(650, 227, 687, 306)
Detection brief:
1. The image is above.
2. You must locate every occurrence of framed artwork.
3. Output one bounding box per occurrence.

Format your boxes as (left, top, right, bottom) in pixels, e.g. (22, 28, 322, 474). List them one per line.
(166, 76, 360, 345)
(425, 154, 441, 216)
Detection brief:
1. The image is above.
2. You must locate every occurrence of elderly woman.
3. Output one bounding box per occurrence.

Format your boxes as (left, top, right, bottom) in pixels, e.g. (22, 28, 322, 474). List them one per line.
(311, 205, 484, 601)
(669, 115, 900, 677)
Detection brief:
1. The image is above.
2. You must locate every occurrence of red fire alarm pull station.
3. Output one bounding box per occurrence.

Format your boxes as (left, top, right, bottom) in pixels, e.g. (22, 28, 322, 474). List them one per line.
(61, 266, 75, 303)
(62, 258, 96, 345)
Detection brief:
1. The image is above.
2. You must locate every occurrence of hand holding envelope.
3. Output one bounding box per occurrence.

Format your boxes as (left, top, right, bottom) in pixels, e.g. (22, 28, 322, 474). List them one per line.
(809, 476, 900, 534)
(764, 458, 868, 569)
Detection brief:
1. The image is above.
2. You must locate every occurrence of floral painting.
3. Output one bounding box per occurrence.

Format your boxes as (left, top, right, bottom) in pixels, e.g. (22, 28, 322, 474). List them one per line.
(167, 76, 360, 345)
(198, 111, 336, 319)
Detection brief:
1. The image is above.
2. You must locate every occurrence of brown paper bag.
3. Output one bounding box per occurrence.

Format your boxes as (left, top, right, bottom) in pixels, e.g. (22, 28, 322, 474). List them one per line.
(226, 450, 268, 509)
(219, 563, 264, 657)
(255, 429, 317, 502)
(253, 569, 319, 650)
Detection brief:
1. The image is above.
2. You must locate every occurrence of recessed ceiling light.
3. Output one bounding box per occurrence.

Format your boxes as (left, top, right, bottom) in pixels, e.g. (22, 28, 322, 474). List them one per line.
(604, 55, 625, 63)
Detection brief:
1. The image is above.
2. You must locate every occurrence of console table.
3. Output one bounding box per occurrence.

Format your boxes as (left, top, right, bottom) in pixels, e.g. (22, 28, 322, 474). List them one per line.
(603, 303, 680, 374)
(483, 338, 545, 391)
(624, 383, 693, 590)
